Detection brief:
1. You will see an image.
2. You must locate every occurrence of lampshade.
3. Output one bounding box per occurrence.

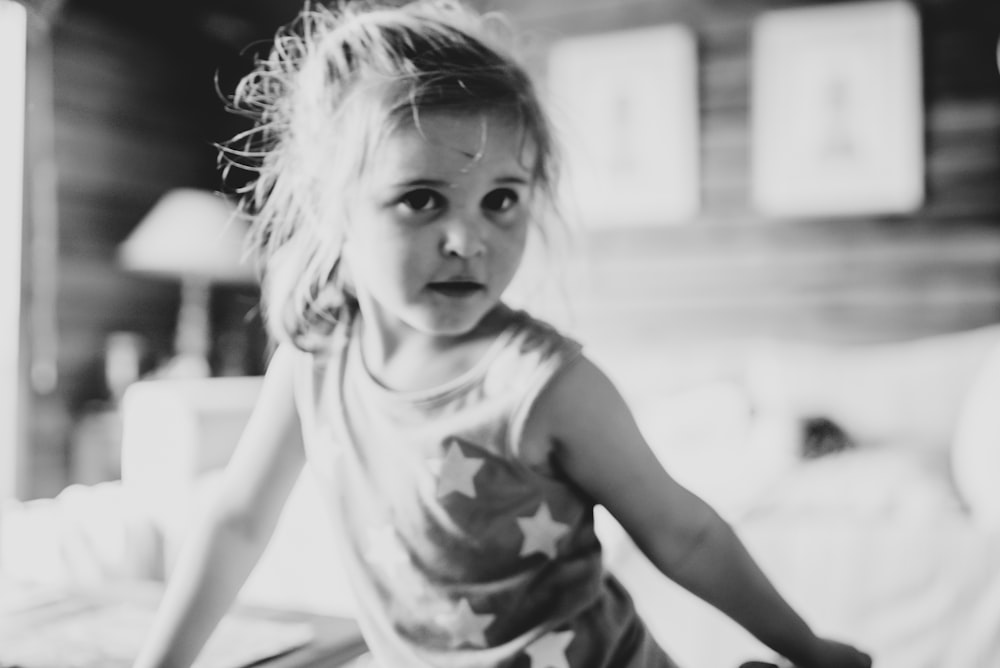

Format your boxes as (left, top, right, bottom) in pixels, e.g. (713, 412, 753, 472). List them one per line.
(119, 188, 256, 378)
(118, 188, 255, 284)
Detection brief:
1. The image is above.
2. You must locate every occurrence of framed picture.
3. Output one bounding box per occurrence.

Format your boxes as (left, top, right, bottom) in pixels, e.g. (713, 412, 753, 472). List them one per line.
(547, 24, 699, 228)
(751, 1, 923, 218)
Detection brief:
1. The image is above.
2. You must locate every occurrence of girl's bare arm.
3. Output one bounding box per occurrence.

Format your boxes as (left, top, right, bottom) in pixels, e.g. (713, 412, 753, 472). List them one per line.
(133, 345, 307, 668)
(534, 357, 871, 668)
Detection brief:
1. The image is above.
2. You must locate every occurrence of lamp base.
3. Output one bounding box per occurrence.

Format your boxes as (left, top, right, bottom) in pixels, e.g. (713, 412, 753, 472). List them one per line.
(158, 353, 211, 378)
(169, 277, 212, 378)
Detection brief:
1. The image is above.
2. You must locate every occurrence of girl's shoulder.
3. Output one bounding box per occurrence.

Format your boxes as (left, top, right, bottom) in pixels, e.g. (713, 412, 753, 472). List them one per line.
(489, 307, 582, 371)
(488, 304, 576, 347)
(488, 308, 585, 460)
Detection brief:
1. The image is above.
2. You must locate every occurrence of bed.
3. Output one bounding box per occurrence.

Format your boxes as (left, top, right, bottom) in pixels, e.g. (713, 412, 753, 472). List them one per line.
(601, 325, 1000, 667)
(3, 325, 1000, 667)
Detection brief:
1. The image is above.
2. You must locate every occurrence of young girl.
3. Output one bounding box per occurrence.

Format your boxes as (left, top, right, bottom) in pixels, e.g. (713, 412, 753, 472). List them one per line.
(134, 2, 873, 667)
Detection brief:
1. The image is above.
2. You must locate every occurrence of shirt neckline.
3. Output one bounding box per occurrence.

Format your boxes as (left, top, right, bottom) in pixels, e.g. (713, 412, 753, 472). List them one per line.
(348, 310, 526, 405)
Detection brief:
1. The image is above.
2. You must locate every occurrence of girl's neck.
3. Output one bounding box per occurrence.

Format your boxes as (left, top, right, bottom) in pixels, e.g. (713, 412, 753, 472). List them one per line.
(358, 304, 514, 393)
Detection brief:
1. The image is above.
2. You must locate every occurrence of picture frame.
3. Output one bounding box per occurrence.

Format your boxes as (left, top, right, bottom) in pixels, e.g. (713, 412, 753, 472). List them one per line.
(546, 24, 700, 228)
(751, 0, 924, 218)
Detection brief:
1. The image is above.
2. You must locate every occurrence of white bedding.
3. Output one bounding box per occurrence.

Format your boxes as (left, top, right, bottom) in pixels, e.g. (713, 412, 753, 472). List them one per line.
(603, 447, 1000, 668)
(5, 360, 1000, 668)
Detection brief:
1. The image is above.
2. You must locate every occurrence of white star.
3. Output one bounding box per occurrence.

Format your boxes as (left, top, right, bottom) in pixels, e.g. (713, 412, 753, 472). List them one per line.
(428, 440, 484, 498)
(433, 597, 495, 648)
(364, 525, 410, 577)
(517, 502, 570, 559)
(525, 630, 575, 668)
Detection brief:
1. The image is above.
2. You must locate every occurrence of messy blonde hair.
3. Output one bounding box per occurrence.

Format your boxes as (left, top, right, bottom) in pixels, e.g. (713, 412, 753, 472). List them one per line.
(220, 0, 558, 350)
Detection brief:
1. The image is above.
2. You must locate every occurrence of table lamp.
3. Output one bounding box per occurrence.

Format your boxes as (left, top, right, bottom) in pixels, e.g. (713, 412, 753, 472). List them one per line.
(118, 188, 255, 377)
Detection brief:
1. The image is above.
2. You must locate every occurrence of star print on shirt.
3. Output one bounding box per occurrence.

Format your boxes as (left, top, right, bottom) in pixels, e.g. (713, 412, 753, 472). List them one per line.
(517, 502, 570, 559)
(525, 630, 575, 668)
(427, 439, 484, 499)
(433, 597, 496, 648)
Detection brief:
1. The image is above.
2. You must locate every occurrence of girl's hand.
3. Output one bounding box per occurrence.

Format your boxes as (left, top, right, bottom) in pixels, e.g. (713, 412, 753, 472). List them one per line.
(793, 637, 873, 668)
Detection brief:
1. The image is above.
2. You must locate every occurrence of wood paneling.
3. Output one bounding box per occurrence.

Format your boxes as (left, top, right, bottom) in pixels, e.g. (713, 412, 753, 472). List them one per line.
(21, 1, 261, 497)
(490, 0, 1000, 362)
(48, 9, 206, 425)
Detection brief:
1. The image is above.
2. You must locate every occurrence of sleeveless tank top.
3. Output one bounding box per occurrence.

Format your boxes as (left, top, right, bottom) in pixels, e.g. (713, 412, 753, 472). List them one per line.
(293, 306, 676, 668)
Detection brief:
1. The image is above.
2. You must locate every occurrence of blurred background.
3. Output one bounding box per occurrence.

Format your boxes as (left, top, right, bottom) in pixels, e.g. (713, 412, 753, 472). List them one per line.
(3, 0, 1000, 502)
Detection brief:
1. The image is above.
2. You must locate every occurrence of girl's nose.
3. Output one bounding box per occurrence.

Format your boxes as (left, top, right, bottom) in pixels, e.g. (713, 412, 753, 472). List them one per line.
(441, 218, 486, 258)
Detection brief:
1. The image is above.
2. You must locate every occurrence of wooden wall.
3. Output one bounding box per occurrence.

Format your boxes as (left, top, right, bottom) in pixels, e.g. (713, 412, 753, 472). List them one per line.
(52, 7, 206, 398)
(18, 0, 1000, 495)
(22, 0, 267, 497)
(479, 0, 1000, 382)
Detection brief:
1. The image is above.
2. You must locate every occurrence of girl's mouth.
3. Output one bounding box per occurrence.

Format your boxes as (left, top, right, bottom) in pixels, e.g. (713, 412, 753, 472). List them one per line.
(428, 281, 485, 298)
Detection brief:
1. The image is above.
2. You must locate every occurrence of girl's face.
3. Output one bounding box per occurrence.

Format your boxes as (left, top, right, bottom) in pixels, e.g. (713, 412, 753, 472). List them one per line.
(342, 111, 536, 340)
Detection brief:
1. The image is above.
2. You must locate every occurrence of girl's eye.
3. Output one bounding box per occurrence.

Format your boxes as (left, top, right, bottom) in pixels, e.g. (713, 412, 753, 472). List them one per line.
(398, 189, 442, 213)
(482, 188, 520, 213)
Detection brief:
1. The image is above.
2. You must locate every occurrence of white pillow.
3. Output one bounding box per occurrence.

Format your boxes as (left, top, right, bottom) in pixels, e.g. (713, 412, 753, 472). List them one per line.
(750, 447, 964, 520)
(952, 341, 1000, 526)
(631, 380, 800, 522)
